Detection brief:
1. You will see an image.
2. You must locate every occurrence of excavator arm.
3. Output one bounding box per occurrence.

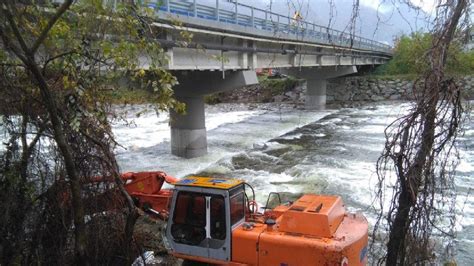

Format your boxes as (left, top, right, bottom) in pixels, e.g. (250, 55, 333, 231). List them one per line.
(121, 171, 177, 219)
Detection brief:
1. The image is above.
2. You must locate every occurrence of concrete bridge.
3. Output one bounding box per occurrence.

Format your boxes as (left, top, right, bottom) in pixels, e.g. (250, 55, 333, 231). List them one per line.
(115, 0, 393, 158)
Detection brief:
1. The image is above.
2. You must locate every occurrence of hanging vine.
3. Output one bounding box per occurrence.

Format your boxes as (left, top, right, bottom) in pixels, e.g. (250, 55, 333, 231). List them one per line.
(371, 0, 470, 264)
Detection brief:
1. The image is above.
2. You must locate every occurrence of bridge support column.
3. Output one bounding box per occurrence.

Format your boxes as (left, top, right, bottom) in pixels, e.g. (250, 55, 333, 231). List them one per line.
(280, 66, 357, 110)
(306, 79, 327, 110)
(170, 96, 207, 158)
(170, 70, 258, 158)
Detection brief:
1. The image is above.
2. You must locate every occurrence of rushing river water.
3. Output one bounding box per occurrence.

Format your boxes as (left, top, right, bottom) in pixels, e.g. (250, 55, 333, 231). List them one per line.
(114, 101, 473, 264)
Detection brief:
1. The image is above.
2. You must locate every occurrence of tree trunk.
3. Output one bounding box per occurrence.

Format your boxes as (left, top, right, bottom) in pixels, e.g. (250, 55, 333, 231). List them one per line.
(384, 0, 467, 262)
(1, 3, 87, 262)
(24, 56, 88, 264)
(386, 85, 438, 264)
(386, 185, 411, 265)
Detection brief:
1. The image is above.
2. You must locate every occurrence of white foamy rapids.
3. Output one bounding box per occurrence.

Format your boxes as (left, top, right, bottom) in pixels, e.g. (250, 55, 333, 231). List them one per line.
(224, 168, 303, 204)
(277, 133, 304, 140)
(114, 104, 332, 176)
(0, 122, 54, 153)
(457, 149, 474, 173)
(0, 138, 5, 151)
(112, 106, 263, 152)
(457, 158, 474, 173)
(455, 196, 474, 229)
(355, 125, 388, 134)
(113, 111, 170, 151)
(464, 129, 474, 137)
(206, 110, 264, 130)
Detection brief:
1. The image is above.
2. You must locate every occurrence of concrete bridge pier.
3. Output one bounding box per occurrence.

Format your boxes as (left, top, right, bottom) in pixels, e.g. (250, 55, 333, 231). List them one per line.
(282, 66, 358, 110)
(170, 70, 258, 158)
(170, 96, 207, 158)
(306, 79, 327, 110)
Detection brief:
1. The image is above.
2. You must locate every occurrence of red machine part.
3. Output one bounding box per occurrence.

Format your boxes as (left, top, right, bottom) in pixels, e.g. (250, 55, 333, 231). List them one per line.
(121, 171, 178, 218)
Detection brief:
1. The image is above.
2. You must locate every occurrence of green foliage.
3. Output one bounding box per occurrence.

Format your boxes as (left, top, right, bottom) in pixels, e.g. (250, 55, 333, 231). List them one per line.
(381, 33, 432, 75)
(260, 76, 301, 95)
(376, 32, 474, 75)
(0, 0, 182, 115)
(103, 87, 154, 104)
(0, 0, 187, 264)
(449, 45, 474, 74)
(204, 93, 222, 104)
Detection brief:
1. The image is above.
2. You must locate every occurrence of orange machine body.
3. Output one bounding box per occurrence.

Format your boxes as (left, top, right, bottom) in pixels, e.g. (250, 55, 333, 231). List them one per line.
(121, 171, 177, 217)
(231, 195, 368, 266)
(166, 176, 368, 266)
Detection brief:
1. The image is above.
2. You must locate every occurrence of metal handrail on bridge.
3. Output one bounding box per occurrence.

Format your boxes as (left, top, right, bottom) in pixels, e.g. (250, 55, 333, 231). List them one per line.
(94, 0, 391, 53)
(141, 0, 391, 54)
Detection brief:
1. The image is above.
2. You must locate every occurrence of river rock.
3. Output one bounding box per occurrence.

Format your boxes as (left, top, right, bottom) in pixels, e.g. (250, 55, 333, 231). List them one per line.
(371, 95, 385, 101)
(389, 94, 402, 100)
(208, 75, 474, 105)
(253, 142, 268, 150)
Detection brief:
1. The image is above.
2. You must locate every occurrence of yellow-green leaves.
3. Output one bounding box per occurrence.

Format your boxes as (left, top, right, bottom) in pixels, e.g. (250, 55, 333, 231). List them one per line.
(62, 75, 77, 90)
(2, 0, 189, 131)
(49, 19, 71, 41)
(377, 32, 474, 75)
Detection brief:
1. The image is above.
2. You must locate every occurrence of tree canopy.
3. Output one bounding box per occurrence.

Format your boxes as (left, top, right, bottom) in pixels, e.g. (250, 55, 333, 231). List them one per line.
(376, 31, 474, 75)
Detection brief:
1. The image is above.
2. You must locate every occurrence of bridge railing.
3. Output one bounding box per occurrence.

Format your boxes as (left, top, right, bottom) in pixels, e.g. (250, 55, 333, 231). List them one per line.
(145, 0, 391, 54)
(57, 0, 390, 53)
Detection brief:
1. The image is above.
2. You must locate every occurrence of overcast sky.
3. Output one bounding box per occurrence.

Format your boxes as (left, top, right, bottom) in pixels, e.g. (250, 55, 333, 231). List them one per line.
(255, 0, 442, 44)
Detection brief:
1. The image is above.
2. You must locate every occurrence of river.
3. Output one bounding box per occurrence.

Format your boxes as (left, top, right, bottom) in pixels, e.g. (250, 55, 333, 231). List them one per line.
(114, 101, 473, 264)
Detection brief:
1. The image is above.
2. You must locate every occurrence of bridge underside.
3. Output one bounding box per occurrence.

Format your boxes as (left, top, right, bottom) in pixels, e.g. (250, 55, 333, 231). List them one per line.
(141, 18, 391, 158)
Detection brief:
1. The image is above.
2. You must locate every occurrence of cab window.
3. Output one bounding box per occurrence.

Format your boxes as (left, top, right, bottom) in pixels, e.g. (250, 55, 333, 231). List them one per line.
(171, 192, 206, 245)
(171, 192, 227, 246)
(210, 196, 226, 240)
(230, 193, 244, 225)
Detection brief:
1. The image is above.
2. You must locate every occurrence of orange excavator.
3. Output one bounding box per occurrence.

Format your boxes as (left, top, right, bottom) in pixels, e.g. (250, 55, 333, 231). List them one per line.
(120, 172, 368, 265)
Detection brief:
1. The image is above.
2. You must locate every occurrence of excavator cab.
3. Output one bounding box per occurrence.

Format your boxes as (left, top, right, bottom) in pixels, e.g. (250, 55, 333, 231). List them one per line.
(165, 176, 247, 262)
(164, 176, 369, 265)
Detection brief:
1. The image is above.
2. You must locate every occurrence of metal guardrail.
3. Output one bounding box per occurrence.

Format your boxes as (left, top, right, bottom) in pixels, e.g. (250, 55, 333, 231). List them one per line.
(143, 0, 392, 54)
(90, 0, 390, 54)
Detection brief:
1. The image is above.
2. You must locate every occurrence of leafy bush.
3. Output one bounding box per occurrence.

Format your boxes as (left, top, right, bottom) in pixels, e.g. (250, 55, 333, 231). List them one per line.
(376, 32, 474, 75)
(260, 76, 301, 94)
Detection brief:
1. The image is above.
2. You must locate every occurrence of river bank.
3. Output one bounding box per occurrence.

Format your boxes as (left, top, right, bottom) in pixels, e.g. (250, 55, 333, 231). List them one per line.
(209, 74, 474, 106)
